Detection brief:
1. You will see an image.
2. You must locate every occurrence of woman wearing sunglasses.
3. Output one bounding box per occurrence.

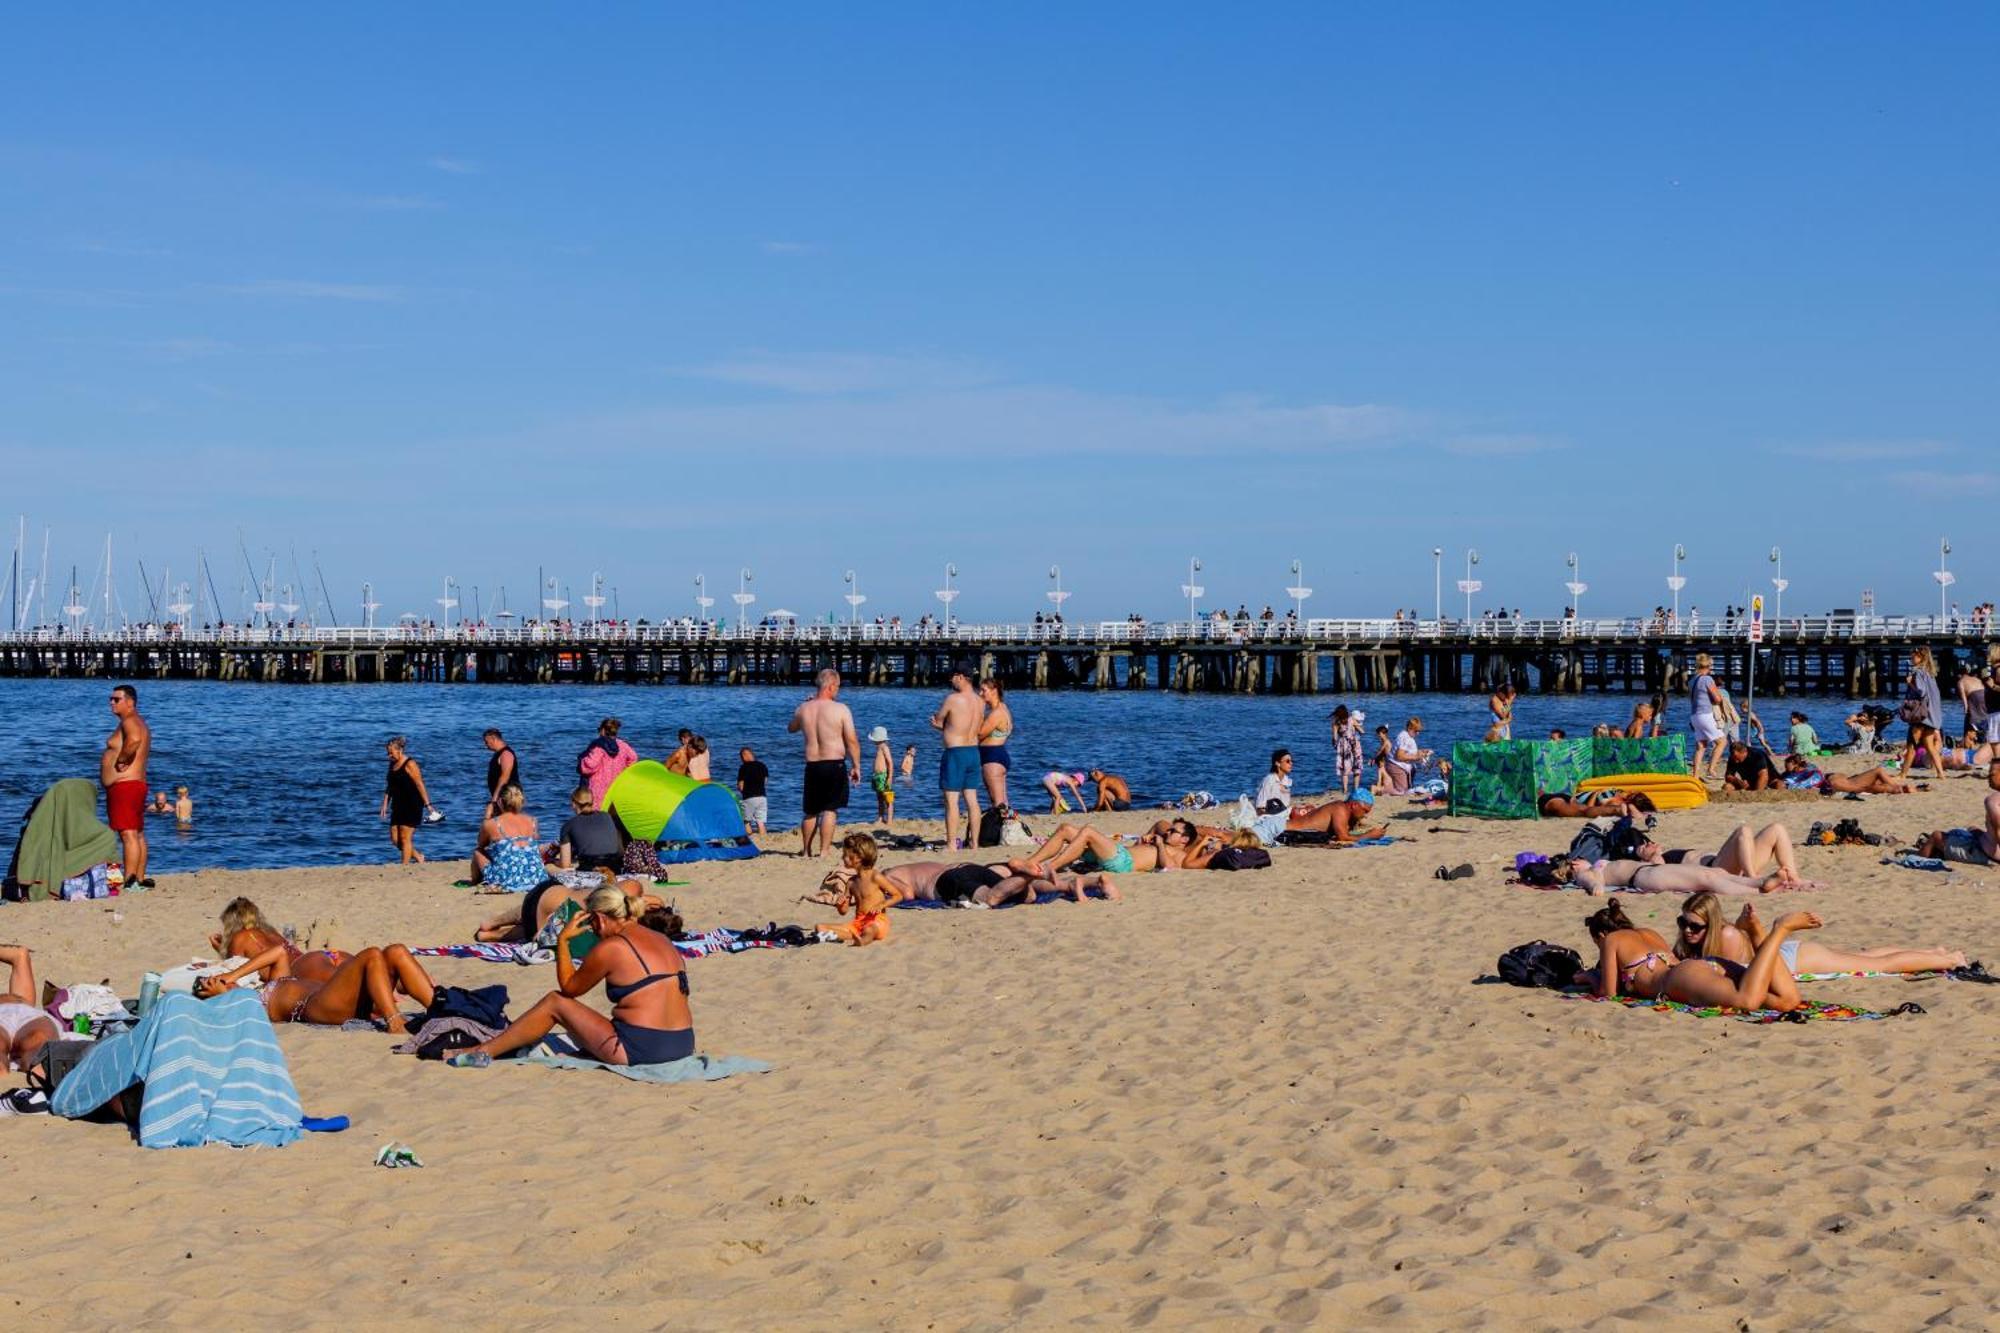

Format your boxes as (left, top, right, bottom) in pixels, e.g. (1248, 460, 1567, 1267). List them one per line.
(1675, 890, 1967, 977)
(1582, 895, 1819, 1011)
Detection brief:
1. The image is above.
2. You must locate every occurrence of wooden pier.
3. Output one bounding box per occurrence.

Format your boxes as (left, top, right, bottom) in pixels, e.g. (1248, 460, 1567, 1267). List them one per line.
(3, 617, 1993, 696)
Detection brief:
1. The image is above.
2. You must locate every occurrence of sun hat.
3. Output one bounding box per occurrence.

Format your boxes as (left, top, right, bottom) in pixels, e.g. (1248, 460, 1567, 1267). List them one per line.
(867, 726, 890, 743)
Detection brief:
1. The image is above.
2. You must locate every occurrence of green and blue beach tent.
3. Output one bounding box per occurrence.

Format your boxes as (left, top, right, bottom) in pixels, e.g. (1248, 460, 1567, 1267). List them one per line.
(604, 761, 758, 863)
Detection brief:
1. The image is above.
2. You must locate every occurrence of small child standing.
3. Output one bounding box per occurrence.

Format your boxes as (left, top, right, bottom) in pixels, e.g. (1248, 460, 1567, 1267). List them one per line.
(900, 744, 917, 784)
(174, 785, 194, 826)
(868, 726, 895, 824)
(817, 832, 903, 946)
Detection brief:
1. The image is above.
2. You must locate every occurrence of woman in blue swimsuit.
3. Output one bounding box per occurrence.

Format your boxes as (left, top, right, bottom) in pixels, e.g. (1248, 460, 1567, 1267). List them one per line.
(453, 887, 694, 1067)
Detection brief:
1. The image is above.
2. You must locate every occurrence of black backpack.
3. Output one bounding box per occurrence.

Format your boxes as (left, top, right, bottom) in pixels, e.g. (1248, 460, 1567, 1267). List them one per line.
(1207, 846, 1272, 871)
(1496, 940, 1583, 989)
(977, 806, 1007, 848)
(1565, 822, 1610, 864)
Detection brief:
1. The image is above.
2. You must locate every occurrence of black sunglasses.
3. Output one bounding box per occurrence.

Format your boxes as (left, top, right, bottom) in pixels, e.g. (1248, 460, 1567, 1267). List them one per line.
(1676, 917, 1706, 933)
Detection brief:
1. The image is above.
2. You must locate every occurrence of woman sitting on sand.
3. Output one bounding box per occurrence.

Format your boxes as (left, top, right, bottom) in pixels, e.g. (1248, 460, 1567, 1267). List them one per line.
(451, 887, 693, 1067)
(1005, 819, 1197, 879)
(1780, 754, 1919, 795)
(473, 876, 664, 944)
(0, 944, 59, 1074)
(473, 784, 546, 891)
(194, 944, 438, 1034)
(1581, 896, 1816, 1012)
(1674, 890, 1966, 977)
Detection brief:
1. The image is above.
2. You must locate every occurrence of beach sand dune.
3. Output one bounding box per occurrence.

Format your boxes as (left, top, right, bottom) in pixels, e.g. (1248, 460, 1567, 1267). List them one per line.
(6, 777, 2000, 1326)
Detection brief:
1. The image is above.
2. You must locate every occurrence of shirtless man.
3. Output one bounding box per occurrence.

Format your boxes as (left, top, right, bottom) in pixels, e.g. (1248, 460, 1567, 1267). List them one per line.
(931, 666, 984, 851)
(787, 669, 860, 858)
(1088, 768, 1132, 811)
(879, 860, 1037, 908)
(103, 684, 152, 888)
(1282, 790, 1388, 842)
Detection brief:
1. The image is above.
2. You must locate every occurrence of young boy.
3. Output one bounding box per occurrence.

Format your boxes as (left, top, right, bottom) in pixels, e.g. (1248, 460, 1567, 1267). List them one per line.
(816, 832, 903, 946)
(174, 785, 194, 826)
(900, 744, 917, 784)
(868, 727, 895, 825)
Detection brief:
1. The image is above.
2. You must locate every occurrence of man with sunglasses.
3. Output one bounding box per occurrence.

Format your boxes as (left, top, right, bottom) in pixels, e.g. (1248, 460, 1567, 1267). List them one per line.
(102, 684, 153, 888)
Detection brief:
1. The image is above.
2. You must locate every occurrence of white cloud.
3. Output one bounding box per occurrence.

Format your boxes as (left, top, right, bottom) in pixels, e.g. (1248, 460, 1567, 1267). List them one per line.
(214, 280, 403, 302)
(1443, 433, 1566, 457)
(675, 351, 1003, 395)
(1891, 470, 1999, 495)
(1779, 440, 1952, 462)
(761, 240, 821, 256)
(350, 194, 443, 212)
(428, 156, 481, 175)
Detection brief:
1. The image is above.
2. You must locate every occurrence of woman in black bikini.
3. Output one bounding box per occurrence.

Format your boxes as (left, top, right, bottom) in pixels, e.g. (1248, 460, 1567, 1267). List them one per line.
(453, 886, 694, 1066)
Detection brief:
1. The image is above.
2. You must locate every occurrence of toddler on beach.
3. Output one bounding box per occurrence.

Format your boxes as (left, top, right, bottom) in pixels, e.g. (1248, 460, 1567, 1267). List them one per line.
(816, 833, 903, 946)
(869, 727, 896, 825)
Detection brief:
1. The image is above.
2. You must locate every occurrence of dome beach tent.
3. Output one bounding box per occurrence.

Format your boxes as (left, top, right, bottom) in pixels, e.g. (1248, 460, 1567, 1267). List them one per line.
(604, 761, 757, 863)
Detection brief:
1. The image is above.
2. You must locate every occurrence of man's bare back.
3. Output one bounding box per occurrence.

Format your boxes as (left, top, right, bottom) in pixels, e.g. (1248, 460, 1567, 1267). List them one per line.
(792, 697, 857, 763)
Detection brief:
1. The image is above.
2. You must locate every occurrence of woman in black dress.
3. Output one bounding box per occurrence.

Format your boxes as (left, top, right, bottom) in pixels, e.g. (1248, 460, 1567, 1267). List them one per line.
(379, 735, 433, 864)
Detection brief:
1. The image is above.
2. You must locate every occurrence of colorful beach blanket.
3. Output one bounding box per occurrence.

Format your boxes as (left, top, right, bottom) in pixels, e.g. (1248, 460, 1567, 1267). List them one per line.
(1560, 991, 1924, 1023)
(412, 925, 811, 967)
(51, 991, 304, 1147)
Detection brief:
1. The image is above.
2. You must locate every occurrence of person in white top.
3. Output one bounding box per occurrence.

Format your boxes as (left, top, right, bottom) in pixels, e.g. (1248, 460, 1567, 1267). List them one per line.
(1254, 749, 1294, 813)
(1386, 718, 1433, 794)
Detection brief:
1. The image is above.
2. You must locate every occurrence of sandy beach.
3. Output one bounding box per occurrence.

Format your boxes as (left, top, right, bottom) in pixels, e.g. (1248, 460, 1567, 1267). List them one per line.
(6, 766, 2000, 1329)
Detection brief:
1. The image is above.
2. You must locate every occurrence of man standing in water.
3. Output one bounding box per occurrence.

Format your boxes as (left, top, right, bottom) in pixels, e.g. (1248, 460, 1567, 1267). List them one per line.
(102, 684, 152, 888)
(788, 668, 859, 858)
(932, 665, 984, 850)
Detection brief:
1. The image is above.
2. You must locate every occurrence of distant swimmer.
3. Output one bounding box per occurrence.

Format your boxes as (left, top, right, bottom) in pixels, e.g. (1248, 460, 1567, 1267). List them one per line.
(102, 684, 152, 888)
(174, 785, 193, 826)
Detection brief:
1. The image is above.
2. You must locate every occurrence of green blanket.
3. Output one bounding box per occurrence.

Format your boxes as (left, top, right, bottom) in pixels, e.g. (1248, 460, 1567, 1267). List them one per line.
(11, 778, 118, 902)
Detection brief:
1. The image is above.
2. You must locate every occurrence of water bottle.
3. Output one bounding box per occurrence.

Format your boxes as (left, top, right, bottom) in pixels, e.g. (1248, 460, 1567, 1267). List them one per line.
(73, 1013, 92, 1036)
(138, 971, 163, 1017)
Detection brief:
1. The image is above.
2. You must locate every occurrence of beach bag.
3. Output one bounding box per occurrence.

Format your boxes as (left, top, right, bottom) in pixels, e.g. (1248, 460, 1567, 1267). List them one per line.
(1497, 941, 1582, 989)
(977, 807, 1007, 848)
(1897, 696, 1929, 725)
(1565, 821, 1612, 864)
(27, 1039, 93, 1095)
(1515, 859, 1560, 887)
(998, 817, 1034, 847)
(1207, 847, 1271, 871)
(1604, 820, 1649, 862)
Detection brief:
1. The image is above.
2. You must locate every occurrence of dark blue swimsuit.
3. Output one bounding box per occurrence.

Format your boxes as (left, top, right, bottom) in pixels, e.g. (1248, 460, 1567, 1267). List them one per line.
(604, 935, 695, 1065)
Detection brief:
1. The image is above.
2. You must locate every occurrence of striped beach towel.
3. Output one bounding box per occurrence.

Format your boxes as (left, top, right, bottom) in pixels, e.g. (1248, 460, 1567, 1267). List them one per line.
(51, 992, 303, 1149)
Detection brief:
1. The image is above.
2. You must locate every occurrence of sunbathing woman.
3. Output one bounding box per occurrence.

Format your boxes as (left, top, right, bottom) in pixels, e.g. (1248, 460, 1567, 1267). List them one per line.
(1565, 855, 1797, 897)
(474, 877, 661, 944)
(1676, 891, 1966, 977)
(208, 896, 350, 983)
(0, 944, 59, 1074)
(1577, 898, 1677, 999)
(878, 861, 1037, 908)
(194, 944, 438, 1034)
(453, 887, 693, 1066)
(1006, 819, 1195, 879)
(1645, 823, 1814, 887)
(1781, 754, 1919, 795)
(1536, 790, 1656, 819)
(1591, 896, 1818, 1012)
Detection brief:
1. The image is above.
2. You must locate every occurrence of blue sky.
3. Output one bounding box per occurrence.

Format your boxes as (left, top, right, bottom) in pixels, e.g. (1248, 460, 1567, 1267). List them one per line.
(4, 5, 1995, 626)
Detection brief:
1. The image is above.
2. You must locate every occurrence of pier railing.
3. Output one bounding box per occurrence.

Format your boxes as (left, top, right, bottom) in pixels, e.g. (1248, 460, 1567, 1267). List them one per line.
(1, 613, 1988, 648)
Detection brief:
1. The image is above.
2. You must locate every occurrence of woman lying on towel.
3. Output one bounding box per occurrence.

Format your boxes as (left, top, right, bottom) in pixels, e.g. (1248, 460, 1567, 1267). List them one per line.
(1675, 891, 1967, 977)
(1535, 790, 1657, 819)
(1578, 896, 1815, 1011)
(208, 897, 351, 983)
(1560, 853, 1796, 897)
(452, 887, 693, 1067)
(0, 944, 60, 1074)
(1005, 819, 1198, 879)
(1632, 824, 1819, 889)
(1781, 754, 1920, 795)
(473, 877, 664, 944)
(194, 944, 438, 1034)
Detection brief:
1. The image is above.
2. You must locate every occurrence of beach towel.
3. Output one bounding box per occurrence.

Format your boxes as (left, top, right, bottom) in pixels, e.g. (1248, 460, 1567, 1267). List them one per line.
(410, 925, 815, 966)
(6, 778, 118, 902)
(1560, 992, 1923, 1023)
(895, 888, 1115, 910)
(515, 1038, 770, 1083)
(51, 992, 303, 1148)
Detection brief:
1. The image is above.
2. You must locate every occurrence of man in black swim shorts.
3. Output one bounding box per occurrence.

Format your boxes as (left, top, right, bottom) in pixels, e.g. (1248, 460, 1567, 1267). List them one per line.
(788, 668, 861, 858)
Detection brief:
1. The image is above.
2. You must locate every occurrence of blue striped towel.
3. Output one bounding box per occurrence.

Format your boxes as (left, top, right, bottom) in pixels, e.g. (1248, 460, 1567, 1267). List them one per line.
(52, 992, 303, 1149)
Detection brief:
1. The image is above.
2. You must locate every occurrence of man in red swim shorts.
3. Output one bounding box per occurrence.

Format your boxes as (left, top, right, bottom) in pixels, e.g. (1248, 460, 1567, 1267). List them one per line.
(102, 684, 153, 888)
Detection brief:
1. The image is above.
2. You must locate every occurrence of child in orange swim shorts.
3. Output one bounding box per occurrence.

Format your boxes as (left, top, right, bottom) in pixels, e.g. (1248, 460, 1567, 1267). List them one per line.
(816, 832, 903, 945)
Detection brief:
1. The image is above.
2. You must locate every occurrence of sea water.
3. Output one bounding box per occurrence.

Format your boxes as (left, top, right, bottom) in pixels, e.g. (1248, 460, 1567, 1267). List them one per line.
(0, 679, 1894, 872)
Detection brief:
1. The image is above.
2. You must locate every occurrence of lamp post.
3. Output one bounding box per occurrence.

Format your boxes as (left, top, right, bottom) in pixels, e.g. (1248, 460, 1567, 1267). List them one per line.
(1046, 565, 1070, 623)
(732, 568, 755, 631)
(583, 571, 606, 626)
(1667, 544, 1687, 625)
(1935, 538, 1955, 626)
(843, 569, 866, 628)
(1431, 547, 1443, 624)
(361, 582, 380, 630)
(693, 573, 715, 624)
(1768, 547, 1786, 638)
(935, 563, 959, 633)
(435, 576, 458, 630)
(1285, 558, 1312, 625)
(1181, 557, 1204, 632)
(1564, 552, 1586, 621)
(1457, 549, 1482, 625)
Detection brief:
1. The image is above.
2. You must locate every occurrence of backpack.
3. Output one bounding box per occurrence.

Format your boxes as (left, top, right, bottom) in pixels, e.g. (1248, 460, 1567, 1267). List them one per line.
(1516, 859, 1560, 888)
(1604, 819, 1649, 862)
(28, 1039, 94, 1096)
(1207, 847, 1272, 871)
(1496, 941, 1583, 989)
(977, 806, 1007, 848)
(1565, 821, 1612, 864)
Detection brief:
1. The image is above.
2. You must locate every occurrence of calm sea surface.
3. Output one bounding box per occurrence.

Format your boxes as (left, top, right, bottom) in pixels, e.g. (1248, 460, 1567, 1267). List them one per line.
(0, 680, 1897, 872)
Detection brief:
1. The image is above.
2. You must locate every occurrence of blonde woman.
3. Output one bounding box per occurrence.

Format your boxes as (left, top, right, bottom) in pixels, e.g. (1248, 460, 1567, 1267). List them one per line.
(208, 896, 350, 984)
(1688, 653, 1727, 780)
(1901, 647, 1947, 775)
(1579, 894, 1810, 1013)
(1675, 890, 1966, 977)
(473, 784, 543, 891)
(452, 887, 693, 1066)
